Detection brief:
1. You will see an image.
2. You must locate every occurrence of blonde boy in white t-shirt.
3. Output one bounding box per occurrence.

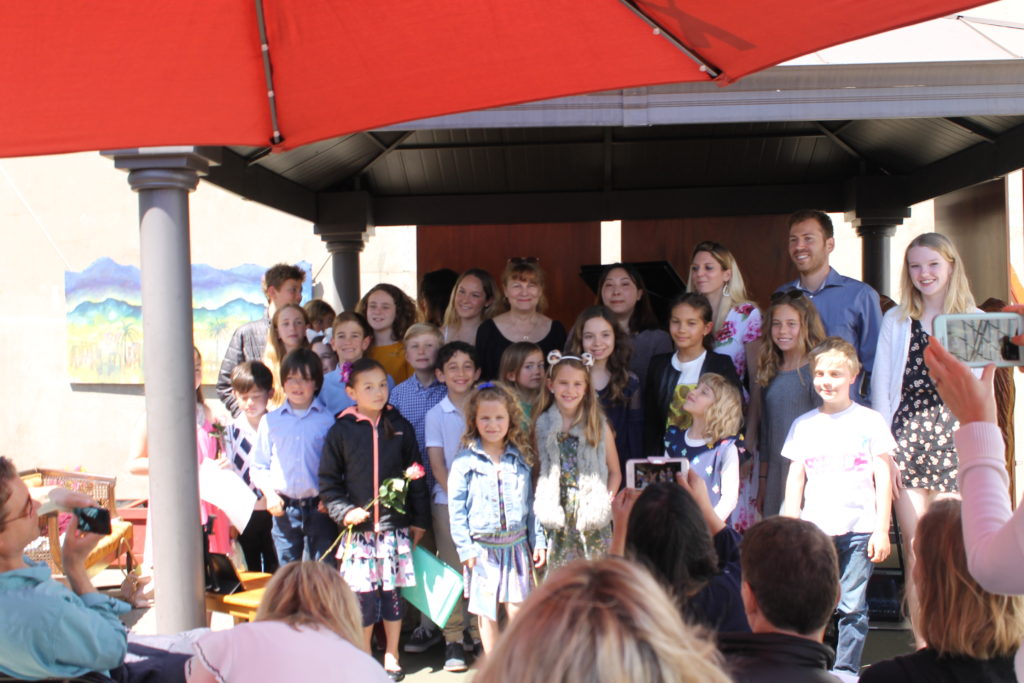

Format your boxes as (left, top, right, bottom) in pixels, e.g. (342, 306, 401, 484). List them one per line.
(782, 337, 894, 676)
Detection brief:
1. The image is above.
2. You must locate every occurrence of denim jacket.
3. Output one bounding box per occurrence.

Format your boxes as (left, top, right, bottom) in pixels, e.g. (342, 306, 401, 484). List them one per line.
(447, 440, 546, 562)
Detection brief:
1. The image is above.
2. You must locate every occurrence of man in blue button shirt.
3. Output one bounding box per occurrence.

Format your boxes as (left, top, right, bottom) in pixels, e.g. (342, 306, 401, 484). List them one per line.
(778, 210, 882, 403)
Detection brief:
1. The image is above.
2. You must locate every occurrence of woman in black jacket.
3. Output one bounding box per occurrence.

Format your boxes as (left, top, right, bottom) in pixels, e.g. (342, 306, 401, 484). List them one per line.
(644, 293, 741, 457)
(319, 358, 430, 681)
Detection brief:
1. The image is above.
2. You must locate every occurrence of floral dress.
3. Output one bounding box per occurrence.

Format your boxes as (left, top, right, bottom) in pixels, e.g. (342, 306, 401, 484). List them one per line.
(545, 434, 612, 572)
(714, 303, 763, 384)
(891, 320, 959, 492)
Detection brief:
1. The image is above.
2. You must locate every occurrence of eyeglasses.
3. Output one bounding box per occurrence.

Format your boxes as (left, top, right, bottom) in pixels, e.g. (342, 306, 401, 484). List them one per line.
(770, 289, 807, 303)
(1, 491, 34, 526)
(507, 257, 540, 265)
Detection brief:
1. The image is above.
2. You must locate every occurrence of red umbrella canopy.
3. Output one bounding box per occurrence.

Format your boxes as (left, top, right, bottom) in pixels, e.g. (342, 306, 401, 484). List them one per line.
(1, 0, 988, 158)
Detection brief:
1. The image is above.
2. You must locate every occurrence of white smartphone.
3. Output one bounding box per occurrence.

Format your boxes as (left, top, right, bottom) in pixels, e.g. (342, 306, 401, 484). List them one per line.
(933, 312, 1024, 367)
(626, 457, 689, 490)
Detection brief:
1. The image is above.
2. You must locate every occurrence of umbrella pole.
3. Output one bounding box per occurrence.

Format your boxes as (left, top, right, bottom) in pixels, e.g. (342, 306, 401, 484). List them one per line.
(104, 147, 218, 632)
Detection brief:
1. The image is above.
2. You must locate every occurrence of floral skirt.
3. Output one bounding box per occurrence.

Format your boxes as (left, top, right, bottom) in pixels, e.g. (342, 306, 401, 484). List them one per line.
(465, 527, 534, 622)
(338, 528, 415, 593)
(545, 519, 611, 574)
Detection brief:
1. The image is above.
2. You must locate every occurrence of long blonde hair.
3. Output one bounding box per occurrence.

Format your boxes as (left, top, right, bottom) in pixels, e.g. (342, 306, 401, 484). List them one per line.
(476, 558, 731, 683)
(897, 232, 975, 320)
(442, 268, 498, 330)
(756, 291, 826, 387)
(534, 358, 604, 447)
(263, 303, 311, 408)
(461, 382, 535, 466)
(696, 373, 742, 445)
(686, 241, 754, 333)
(914, 499, 1024, 658)
(255, 561, 365, 650)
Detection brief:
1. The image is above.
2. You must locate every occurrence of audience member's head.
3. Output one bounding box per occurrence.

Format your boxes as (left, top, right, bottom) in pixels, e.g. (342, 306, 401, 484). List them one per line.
(417, 268, 459, 327)
(913, 499, 1024, 659)
(0, 456, 20, 535)
(443, 268, 498, 330)
(625, 482, 718, 604)
(280, 347, 324, 394)
(476, 557, 730, 683)
(303, 299, 336, 334)
(809, 336, 861, 378)
(786, 210, 834, 277)
(263, 263, 306, 310)
(256, 561, 365, 651)
(740, 517, 839, 638)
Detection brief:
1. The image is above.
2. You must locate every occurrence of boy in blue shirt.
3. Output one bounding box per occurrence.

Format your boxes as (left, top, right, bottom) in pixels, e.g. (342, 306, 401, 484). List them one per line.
(782, 337, 894, 675)
(389, 323, 448, 656)
(423, 342, 483, 669)
(251, 348, 338, 567)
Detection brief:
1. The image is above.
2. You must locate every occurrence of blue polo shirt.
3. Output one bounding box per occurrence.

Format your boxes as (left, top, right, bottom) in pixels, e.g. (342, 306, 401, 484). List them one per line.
(777, 267, 882, 376)
(390, 374, 447, 492)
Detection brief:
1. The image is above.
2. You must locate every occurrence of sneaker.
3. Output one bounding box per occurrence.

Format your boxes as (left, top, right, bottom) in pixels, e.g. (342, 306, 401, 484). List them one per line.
(462, 632, 480, 653)
(403, 625, 441, 653)
(444, 641, 468, 672)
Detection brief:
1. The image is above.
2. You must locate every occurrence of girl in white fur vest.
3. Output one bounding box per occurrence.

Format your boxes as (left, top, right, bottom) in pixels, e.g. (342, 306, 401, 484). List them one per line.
(533, 351, 621, 573)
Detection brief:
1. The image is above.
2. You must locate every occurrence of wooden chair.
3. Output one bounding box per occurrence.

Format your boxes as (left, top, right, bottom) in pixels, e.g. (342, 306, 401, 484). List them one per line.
(19, 468, 135, 578)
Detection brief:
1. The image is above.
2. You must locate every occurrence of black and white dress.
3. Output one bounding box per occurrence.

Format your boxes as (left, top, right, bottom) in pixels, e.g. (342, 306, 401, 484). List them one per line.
(891, 320, 959, 492)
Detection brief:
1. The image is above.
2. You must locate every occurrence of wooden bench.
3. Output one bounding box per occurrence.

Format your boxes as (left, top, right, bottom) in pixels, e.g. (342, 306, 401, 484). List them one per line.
(20, 468, 135, 578)
(205, 571, 272, 623)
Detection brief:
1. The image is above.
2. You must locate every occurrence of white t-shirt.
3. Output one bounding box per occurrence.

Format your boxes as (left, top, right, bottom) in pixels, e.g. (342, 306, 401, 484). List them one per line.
(782, 403, 896, 536)
(671, 350, 706, 386)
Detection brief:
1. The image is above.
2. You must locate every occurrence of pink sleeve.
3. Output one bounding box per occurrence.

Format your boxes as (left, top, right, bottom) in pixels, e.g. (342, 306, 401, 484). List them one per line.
(740, 306, 762, 344)
(188, 631, 231, 683)
(955, 422, 1024, 595)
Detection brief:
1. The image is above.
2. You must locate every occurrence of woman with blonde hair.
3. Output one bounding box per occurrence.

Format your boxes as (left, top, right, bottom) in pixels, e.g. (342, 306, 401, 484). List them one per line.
(860, 498, 1023, 682)
(476, 557, 731, 683)
(686, 241, 762, 386)
(871, 232, 979, 640)
(186, 561, 391, 682)
(442, 267, 497, 344)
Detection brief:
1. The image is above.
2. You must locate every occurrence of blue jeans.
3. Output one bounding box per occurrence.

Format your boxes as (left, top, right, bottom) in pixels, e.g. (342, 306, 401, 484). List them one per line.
(833, 532, 872, 674)
(271, 496, 339, 568)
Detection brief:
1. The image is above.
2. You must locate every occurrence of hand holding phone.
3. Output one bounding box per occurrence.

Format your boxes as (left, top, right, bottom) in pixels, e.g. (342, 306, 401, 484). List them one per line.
(933, 312, 1024, 367)
(72, 506, 112, 536)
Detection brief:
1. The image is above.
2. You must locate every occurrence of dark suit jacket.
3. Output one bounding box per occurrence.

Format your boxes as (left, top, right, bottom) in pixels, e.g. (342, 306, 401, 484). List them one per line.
(643, 349, 741, 457)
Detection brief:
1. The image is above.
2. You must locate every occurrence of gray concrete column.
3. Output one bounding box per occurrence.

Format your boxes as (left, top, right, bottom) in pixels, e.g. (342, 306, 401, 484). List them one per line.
(854, 223, 897, 297)
(845, 207, 909, 299)
(102, 147, 219, 632)
(327, 239, 366, 311)
(315, 193, 374, 311)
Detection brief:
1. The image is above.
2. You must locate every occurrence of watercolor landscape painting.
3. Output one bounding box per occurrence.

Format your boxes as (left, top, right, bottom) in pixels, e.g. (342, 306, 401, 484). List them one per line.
(65, 258, 313, 383)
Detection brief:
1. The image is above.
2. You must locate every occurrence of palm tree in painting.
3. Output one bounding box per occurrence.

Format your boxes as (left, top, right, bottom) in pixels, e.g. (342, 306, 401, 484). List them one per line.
(118, 319, 140, 369)
(208, 317, 229, 358)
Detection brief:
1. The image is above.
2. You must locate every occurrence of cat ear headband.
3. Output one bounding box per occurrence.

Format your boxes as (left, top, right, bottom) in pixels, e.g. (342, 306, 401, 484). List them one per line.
(547, 350, 594, 370)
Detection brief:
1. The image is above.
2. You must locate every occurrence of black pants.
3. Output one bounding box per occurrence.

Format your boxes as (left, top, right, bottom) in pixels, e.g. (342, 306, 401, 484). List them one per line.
(237, 509, 279, 573)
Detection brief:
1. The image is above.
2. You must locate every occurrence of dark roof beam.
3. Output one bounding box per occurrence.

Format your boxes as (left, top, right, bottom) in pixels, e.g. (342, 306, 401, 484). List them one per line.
(393, 132, 828, 152)
(900, 122, 1024, 207)
(337, 131, 415, 186)
(944, 117, 998, 143)
(204, 147, 317, 222)
(815, 122, 889, 175)
(372, 182, 844, 226)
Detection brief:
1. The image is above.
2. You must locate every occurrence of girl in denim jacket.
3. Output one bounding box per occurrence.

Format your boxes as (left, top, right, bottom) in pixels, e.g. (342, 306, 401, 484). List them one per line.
(448, 382, 546, 655)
